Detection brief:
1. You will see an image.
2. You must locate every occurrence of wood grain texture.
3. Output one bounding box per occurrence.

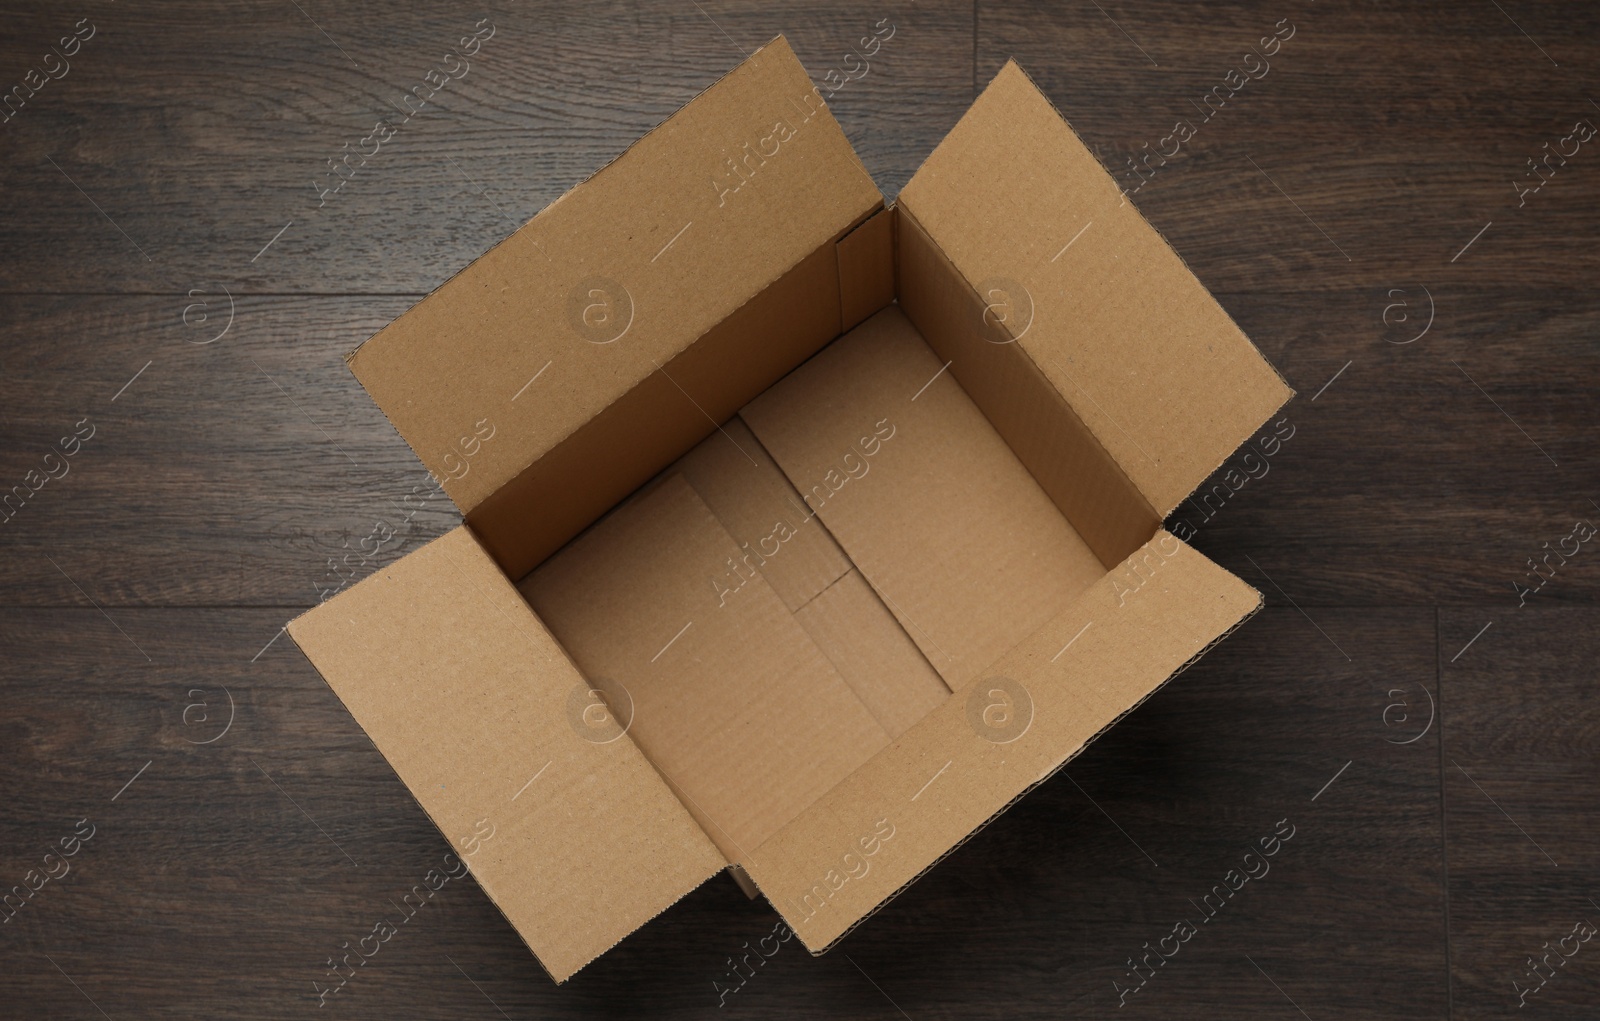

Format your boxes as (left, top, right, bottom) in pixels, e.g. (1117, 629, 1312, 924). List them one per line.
(1441, 608, 1600, 1019)
(0, 1, 972, 294)
(1, 0, 1596, 1017)
(0, 294, 457, 606)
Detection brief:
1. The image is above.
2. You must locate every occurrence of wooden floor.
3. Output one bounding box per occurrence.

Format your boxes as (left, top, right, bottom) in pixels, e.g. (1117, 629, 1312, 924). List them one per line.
(2, 1, 1597, 1017)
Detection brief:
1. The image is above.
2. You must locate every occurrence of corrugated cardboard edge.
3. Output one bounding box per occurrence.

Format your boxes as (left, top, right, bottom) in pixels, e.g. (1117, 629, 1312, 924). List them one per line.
(797, 591, 1261, 956)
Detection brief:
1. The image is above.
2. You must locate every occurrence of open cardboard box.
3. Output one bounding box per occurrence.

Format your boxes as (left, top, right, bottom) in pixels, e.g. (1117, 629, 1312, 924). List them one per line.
(288, 36, 1292, 983)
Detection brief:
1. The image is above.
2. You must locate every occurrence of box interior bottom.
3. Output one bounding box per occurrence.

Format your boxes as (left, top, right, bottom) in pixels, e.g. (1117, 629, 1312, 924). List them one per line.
(517, 303, 1115, 863)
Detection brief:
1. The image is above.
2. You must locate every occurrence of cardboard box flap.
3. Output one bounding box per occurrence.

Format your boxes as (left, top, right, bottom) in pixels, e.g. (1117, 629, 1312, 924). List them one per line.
(286, 527, 727, 983)
(348, 34, 883, 515)
(897, 61, 1292, 514)
(740, 530, 1260, 951)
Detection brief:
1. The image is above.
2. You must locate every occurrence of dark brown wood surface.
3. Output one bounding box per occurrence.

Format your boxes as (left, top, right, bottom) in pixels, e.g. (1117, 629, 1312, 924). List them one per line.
(2, 1, 1596, 1017)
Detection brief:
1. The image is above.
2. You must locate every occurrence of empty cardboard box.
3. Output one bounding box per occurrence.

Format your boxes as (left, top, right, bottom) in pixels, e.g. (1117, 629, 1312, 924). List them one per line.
(288, 35, 1292, 983)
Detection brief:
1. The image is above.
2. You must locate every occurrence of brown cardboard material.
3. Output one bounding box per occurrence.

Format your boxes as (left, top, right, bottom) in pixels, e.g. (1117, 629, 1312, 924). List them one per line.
(741, 305, 1106, 692)
(286, 527, 726, 982)
(792, 569, 949, 739)
(665, 415, 850, 613)
(895, 204, 1160, 568)
(520, 474, 890, 863)
(467, 238, 860, 579)
(898, 61, 1293, 515)
(624, 413, 948, 736)
(349, 34, 883, 576)
(289, 40, 1295, 982)
(836, 206, 897, 333)
(743, 531, 1261, 951)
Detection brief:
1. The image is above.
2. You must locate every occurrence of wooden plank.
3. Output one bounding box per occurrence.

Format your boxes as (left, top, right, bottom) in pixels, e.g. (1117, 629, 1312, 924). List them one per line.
(1174, 286, 1600, 605)
(0, 294, 458, 606)
(1441, 608, 1600, 1019)
(0, 1, 976, 294)
(977, 0, 1600, 292)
